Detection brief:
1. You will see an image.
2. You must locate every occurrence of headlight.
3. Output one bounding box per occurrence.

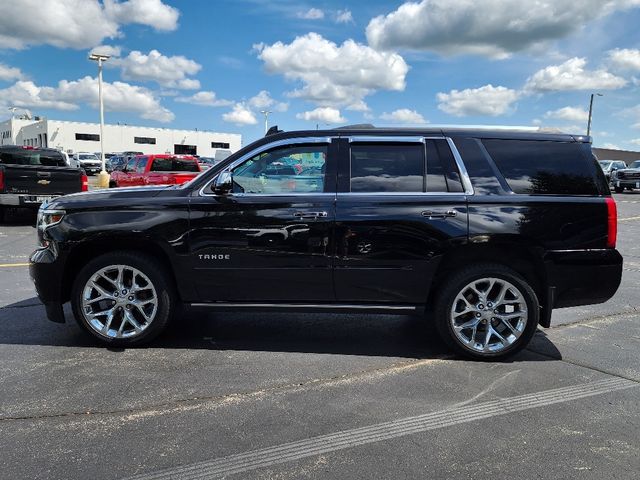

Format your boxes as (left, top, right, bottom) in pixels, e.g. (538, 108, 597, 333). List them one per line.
(37, 209, 65, 229)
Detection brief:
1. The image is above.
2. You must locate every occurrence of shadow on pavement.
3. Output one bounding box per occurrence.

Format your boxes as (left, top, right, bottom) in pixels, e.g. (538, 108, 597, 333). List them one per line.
(0, 297, 562, 361)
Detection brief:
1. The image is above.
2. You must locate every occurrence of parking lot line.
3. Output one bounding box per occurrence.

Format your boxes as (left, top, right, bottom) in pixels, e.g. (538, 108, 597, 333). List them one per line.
(618, 215, 640, 222)
(0, 262, 30, 268)
(125, 377, 637, 480)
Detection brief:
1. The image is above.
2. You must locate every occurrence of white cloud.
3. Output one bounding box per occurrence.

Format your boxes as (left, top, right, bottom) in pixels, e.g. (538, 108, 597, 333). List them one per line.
(0, 63, 24, 82)
(0, 0, 179, 50)
(630, 139, 640, 146)
(110, 49, 201, 89)
(525, 58, 627, 92)
(297, 8, 324, 20)
(296, 107, 346, 124)
(255, 33, 408, 109)
(366, 0, 640, 58)
(0, 77, 174, 122)
(544, 106, 589, 123)
(222, 104, 258, 125)
(437, 84, 520, 117)
(248, 90, 288, 112)
(175, 91, 232, 107)
(602, 143, 621, 150)
(335, 9, 354, 24)
(607, 48, 640, 71)
(89, 44, 122, 57)
(380, 109, 427, 124)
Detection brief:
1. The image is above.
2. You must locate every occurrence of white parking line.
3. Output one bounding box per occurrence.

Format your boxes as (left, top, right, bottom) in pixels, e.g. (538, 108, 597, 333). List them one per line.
(619, 215, 640, 222)
(125, 377, 637, 480)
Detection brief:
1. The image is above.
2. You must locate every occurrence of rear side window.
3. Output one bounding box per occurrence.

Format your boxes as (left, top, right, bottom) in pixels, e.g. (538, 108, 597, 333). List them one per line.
(483, 139, 600, 195)
(350, 143, 424, 192)
(0, 150, 66, 167)
(426, 139, 463, 193)
(151, 157, 199, 172)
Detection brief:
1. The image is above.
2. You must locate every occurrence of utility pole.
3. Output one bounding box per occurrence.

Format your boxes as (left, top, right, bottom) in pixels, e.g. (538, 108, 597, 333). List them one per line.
(587, 93, 603, 137)
(89, 53, 110, 188)
(260, 110, 272, 135)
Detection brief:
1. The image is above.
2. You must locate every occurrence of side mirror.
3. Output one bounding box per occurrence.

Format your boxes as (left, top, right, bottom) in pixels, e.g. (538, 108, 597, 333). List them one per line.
(214, 171, 233, 194)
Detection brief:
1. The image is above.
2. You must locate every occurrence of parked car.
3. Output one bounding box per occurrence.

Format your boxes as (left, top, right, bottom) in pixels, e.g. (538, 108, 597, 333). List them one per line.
(611, 160, 640, 193)
(197, 156, 218, 171)
(73, 152, 102, 175)
(109, 154, 201, 188)
(0, 145, 87, 222)
(598, 160, 627, 181)
(29, 127, 621, 360)
(106, 155, 126, 173)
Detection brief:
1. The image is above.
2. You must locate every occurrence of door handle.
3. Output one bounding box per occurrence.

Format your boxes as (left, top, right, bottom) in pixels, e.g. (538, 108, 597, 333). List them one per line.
(293, 211, 328, 220)
(421, 209, 457, 219)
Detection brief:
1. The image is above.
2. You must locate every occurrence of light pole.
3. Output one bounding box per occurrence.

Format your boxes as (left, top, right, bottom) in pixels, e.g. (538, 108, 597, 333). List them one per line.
(260, 110, 272, 135)
(89, 53, 110, 188)
(587, 93, 603, 137)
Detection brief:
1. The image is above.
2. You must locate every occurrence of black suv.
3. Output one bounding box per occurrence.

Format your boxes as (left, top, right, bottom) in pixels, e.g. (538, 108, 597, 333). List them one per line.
(29, 127, 622, 360)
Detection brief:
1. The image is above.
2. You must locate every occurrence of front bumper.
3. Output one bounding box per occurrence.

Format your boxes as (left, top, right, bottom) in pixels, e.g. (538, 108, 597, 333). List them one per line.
(613, 179, 640, 189)
(29, 246, 67, 323)
(545, 249, 623, 310)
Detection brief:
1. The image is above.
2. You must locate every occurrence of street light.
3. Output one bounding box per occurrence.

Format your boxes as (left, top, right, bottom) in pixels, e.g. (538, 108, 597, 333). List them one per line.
(89, 53, 110, 188)
(587, 93, 603, 137)
(260, 110, 272, 135)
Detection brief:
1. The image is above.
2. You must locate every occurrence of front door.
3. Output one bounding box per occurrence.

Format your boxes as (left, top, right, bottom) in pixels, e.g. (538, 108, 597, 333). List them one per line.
(188, 138, 337, 303)
(334, 137, 469, 304)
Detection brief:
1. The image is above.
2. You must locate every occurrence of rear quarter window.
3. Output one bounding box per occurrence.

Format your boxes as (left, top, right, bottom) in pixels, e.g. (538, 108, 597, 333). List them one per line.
(482, 139, 601, 195)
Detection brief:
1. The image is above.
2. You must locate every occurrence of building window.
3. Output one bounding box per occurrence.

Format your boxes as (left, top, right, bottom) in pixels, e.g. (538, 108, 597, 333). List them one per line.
(211, 142, 230, 149)
(134, 136, 156, 144)
(75, 133, 100, 141)
(174, 144, 197, 155)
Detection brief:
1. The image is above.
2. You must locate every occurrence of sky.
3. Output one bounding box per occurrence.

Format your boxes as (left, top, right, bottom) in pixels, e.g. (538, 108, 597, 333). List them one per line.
(0, 0, 639, 150)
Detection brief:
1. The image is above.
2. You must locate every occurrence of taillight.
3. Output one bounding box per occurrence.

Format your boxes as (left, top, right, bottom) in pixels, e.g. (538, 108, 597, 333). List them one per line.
(81, 174, 88, 192)
(606, 197, 617, 248)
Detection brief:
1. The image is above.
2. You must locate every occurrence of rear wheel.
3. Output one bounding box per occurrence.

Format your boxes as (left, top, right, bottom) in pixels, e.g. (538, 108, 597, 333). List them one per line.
(433, 263, 539, 361)
(71, 251, 176, 346)
(614, 186, 624, 193)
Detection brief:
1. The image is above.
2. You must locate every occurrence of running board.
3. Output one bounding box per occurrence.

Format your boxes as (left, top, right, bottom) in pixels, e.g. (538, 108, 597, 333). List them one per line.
(187, 303, 419, 314)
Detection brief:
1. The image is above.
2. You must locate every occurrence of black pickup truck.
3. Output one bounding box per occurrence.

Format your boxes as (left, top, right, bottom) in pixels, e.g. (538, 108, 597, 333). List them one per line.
(0, 146, 87, 222)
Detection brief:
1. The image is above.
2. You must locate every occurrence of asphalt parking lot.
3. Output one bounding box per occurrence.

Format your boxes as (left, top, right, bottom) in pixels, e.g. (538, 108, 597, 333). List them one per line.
(1, 193, 639, 480)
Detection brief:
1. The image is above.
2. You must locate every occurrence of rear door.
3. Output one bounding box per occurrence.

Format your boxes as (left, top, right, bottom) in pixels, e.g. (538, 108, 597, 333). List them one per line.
(334, 136, 470, 304)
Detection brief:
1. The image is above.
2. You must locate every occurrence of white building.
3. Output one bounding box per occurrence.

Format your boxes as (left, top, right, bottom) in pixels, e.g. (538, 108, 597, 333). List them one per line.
(0, 117, 242, 157)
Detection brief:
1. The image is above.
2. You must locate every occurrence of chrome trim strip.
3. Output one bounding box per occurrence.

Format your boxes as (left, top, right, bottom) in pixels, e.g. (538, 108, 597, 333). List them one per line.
(199, 136, 335, 197)
(336, 192, 467, 197)
(446, 137, 474, 195)
(349, 136, 428, 143)
(189, 303, 416, 311)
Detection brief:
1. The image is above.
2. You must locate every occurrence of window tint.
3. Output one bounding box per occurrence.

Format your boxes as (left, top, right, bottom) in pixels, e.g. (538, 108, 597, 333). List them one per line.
(232, 145, 326, 194)
(126, 157, 138, 171)
(0, 150, 66, 167)
(350, 143, 424, 193)
(483, 139, 600, 195)
(426, 139, 463, 193)
(151, 157, 199, 172)
(136, 157, 148, 173)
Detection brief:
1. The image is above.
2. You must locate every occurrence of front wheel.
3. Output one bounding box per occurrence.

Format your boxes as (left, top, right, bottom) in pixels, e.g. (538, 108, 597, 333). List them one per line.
(71, 251, 176, 346)
(433, 264, 539, 361)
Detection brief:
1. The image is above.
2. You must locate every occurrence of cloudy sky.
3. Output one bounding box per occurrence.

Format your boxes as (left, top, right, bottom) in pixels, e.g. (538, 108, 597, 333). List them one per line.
(0, 0, 639, 150)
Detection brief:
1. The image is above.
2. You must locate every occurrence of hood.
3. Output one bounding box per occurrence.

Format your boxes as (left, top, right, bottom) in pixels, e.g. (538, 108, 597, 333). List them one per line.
(46, 185, 179, 211)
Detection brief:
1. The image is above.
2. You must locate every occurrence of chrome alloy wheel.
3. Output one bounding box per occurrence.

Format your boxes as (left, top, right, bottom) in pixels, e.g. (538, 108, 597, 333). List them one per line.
(81, 264, 158, 339)
(449, 277, 528, 354)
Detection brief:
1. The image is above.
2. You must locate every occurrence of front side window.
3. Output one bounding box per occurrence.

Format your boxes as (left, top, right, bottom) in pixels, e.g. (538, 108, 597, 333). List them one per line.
(350, 143, 424, 193)
(126, 157, 137, 171)
(232, 145, 327, 194)
(136, 157, 148, 173)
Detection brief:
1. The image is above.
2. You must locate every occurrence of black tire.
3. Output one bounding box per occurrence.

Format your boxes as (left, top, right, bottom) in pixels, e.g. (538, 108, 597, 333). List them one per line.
(614, 186, 624, 193)
(0, 206, 5, 224)
(109, 180, 117, 188)
(433, 263, 539, 361)
(71, 251, 176, 347)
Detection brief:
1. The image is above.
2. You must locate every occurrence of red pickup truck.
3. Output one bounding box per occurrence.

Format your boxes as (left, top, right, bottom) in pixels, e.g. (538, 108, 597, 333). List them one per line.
(109, 154, 202, 188)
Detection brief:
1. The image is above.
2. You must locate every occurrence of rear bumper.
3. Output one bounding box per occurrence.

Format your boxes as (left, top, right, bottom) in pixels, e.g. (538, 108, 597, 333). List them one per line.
(545, 249, 622, 309)
(0, 193, 60, 207)
(29, 246, 67, 323)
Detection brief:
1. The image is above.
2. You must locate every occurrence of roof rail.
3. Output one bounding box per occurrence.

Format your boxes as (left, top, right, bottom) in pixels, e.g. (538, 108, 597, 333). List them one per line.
(334, 123, 376, 130)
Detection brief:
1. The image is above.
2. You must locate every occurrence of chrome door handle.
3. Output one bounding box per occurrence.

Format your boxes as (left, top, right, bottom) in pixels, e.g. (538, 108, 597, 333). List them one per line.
(421, 209, 457, 219)
(293, 211, 328, 219)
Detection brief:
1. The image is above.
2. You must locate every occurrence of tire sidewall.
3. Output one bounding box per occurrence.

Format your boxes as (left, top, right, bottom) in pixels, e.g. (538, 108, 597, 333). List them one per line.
(434, 265, 540, 360)
(71, 251, 174, 346)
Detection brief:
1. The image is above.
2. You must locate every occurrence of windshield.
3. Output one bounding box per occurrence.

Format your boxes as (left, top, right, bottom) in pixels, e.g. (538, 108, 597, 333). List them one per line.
(630, 160, 640, 168)
(79, 154, 99, 160)
(599, 161, 612, 168)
